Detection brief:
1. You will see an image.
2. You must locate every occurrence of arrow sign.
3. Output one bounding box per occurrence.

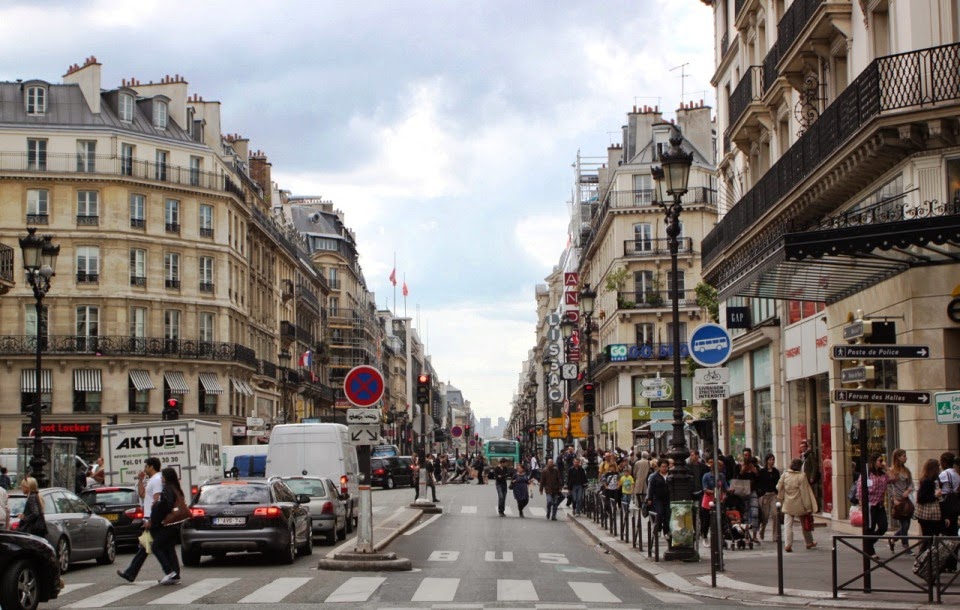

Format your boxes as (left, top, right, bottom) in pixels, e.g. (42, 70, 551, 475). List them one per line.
(641, 377, 667, 388)
(840, 366, 874, 384)
(348, 425, 380, 445)
(831, 389, 931, 405)
(830, 345, 930, 360)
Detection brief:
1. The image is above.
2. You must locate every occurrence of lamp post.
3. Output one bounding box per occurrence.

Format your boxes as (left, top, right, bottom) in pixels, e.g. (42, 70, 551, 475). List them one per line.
(579, 283, 597, 479)
(653, 126, 696, 562)
(19, 228, 59, 489)
(529, 380, 539, 458)
(278, 349, 291, 425)
(560, 314, 575, 447)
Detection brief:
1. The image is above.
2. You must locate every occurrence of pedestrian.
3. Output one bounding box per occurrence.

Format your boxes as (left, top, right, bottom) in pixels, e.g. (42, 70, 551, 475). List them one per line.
(776, 458, 818, 552)
(74, 461, 86, 494)
(16, 477, 47, 537)
(412, 455, 421, 500)
(633, 451, 651, 509)
(0, 484, 9, 530)
(425, 455, 439, 502)
(567, 458, 588, 516)
(92, 456, 106, 485)
(915, 458, 943, 554)
(0, 466, 11, 490)
(529, 453, 540, 482)
(701, 456, 727, 540)
(150, 467, 184, 584)
(756, 453, 781, 540)
(511, 464, 533, 517)
(887, 448, 915, 555)
(938, 452, 959, 536)
(539, 458, 563, 520)
(687, 450, 706, 512)
(474, 454, 486, 485)
(646, 459, 671, 539)
(118, 457, 164, 583)
(799, 439, 821, 507)
(493, 458, 510, 516)
(618, 462, 634, 510)
(432, 454, 443, 487)
(735, 450, 761, 542)
(855, 452, 889, 559)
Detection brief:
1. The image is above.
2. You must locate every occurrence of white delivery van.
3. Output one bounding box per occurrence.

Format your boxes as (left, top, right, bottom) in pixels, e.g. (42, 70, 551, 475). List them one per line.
(265, 423, 359, 531)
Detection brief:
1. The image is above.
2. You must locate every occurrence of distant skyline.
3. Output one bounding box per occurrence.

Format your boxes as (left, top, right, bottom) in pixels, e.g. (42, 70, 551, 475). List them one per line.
(0, 0, 716, 420)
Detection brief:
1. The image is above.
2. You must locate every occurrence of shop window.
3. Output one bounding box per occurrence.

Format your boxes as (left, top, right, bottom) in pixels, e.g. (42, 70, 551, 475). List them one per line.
(21, 392, 50, 413)
(726, 394, 746, 457)
(753, 388, 772, 460)
(129, 387, 149, 414)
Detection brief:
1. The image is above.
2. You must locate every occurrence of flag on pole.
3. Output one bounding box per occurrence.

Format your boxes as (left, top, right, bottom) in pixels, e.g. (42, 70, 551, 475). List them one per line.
(298, 350, 313, 367)
(389, 267, 397, 286)
(402, 281, 408, 297)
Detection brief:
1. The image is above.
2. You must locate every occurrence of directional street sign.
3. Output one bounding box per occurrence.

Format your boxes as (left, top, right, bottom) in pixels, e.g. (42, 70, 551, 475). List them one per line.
(346, 408, 380, 425)
(689, 323, 733, 367)
(695, 384, 731, 400)
(840, 366, 874, 384)
(641, 377, 667, 388)
(842, 320, 869, 341)
(641, 386, 673, 399)
(694, 367, 729, 384)
(832, 389, 932, 405)
(343, 365, 385, 407)
(246, 417, 265, 427)
(935, 391, 960, 424)
(349, 425, 380, 445)
(830, 345, 930, 360)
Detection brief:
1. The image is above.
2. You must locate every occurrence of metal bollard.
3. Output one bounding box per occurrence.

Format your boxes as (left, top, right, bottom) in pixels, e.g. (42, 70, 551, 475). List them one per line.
(709, 501, 719, 587)
(775, 501, 784, 595)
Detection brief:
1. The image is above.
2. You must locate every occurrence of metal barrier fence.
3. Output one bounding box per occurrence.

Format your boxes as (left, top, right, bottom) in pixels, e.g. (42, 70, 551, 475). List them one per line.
(832, 535, 960, 604)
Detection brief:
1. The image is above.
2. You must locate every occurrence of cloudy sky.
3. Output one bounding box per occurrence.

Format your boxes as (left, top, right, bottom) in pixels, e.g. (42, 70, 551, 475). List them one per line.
(0, 0, 716, 422)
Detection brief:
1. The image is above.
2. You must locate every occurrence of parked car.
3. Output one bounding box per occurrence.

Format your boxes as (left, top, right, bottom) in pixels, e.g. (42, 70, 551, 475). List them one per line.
(180, 478, 313, 566)
(370, 456, 414, 489)
(9, 487, 116, 573)
(275, 476, 347, 544)
(397, 456, 417, 487)
(79, 486, 144, 549)
(0, 530, 62, 610)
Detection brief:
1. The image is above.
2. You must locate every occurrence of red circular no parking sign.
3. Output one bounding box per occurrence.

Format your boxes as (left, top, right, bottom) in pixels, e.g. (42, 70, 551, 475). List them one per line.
(343, 365, 385, 407)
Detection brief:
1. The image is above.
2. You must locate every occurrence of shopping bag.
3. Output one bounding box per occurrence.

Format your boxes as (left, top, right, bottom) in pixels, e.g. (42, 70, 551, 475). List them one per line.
(138, 530, 153, 554)
(849, 507, 863, 527)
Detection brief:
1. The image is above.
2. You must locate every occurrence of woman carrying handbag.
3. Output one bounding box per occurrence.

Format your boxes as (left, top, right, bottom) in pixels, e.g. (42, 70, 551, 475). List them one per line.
(887, 448, 915, 555)
(150, 468, 187, 585)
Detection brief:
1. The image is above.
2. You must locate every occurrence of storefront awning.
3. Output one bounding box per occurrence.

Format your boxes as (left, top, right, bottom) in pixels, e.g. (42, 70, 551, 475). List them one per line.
(129, 370, 155, 391)
(231, 378, 253, 396)
(21, 369, 52, 393)
(198, 372, 224, 395)
(164, 371, 190, 394)
(74, 369, 102, 392)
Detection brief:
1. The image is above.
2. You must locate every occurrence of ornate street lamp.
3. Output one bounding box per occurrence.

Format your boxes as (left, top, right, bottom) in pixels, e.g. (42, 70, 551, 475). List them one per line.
(579, 283, 597, 478)
(278, 349, 291, 424)
(652, 126, 696, 562)
(560, 314, 575, 447)
(19, 227, 59, 488)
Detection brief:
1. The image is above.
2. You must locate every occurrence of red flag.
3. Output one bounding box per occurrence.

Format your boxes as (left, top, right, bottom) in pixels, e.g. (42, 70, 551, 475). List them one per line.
(402, 281, 408, 297)
(389, 267, 397, 286)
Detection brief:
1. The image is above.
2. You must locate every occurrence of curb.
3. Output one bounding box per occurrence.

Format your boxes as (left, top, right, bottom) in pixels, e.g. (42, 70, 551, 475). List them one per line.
(374, 507, 426, 552)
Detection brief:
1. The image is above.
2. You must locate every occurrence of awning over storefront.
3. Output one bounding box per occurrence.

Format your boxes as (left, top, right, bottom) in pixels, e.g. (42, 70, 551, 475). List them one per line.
(129, 370, 156, 391)
(74, 369, 102, 392)
(198, 372, 224, 395)
(164, 371, 190, 394)
(231, 378, 253, 396)
(21, 369, 52, 393)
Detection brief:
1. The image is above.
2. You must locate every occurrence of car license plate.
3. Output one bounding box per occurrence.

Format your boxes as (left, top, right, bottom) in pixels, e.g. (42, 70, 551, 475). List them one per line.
(213, 517, 246, 526)
(103, 513, 119, 522)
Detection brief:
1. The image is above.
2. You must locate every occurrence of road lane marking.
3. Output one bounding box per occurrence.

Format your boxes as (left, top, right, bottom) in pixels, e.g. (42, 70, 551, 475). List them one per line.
(568, 582, 621, 603)
(411, 577, 459, 602)
(642, 588, 701, 604)
(528, 507, 547, 517)
(497, 579, 538, 601)
(538, 552, 569, 564)
(149, 578, 239, 605)
(65, 583, 154, 608)
(485, 550, 514, 562)
(404, 513, 442, 535)
(325, 576, 385, 602)
(428, 550, 460, 561)
(59, 583, 94, 597)
(238, 577, 312, 603)
(461, 505, 478, 513)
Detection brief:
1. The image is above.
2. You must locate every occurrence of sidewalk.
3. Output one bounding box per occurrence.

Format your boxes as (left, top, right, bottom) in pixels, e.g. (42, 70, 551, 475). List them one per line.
(569, 509, 948, 609)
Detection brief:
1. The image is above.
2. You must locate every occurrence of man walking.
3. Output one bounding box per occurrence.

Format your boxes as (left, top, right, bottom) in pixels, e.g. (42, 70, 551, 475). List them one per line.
(539, 458, 563, 520)
(633, 450, 651, 509)
(567, 458, 588, 516)
(117, 457, 164, 582)
(493, 458, 510, 516)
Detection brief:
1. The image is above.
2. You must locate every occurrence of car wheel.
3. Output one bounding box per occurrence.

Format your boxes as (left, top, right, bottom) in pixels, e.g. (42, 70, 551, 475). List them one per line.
(181, 545, 202, 567)
(299, 526, 313, 556)
(56, 538, 70, 574)
(1, 559, 40, 610)
(96, 529, 117, 565)
(345, 513, 353, 534)
(276, 527, 296, 565)
(385, 476, 395, 490)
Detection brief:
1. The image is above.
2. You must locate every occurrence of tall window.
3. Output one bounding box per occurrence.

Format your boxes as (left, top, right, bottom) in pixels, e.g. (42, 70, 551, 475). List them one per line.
(155, 150, 168, 181)
(634, 270, 655, 304)
(633, 222, 653, 252)
(328, 267, 338, 288)
(27, 138, 46, 171)
(190, 156, 202, 186)
(329, 296, 339, 317)
(120, 143, 134, 176)
(130, 249, 146, 286)
(119, 93, 134, 122)
(199, 256, 215, 293)
(26, 305, 48, 354)
(199, 312, 215, 342)
(164, 310, 181, 340)
(76, 246, 99, 284)
(76, 140, 96, 172)
(26, 189, 49, 224)
(153, 101, 168, 129)
(199, 204, 214, 237)
(76, 305, 100, 351)
(666, 321, 687, 343)
(26, 86, 46, 115)
(164, 252, 180, 289)
(130, 307, 146, 338)
(666, 270, 686, 304)
(633, 174, 653, 205)
(165, 198, 180, 233)
(76, 191, 99, 225)
(635, 322, 655, 346)
(130, 194, 145, 228)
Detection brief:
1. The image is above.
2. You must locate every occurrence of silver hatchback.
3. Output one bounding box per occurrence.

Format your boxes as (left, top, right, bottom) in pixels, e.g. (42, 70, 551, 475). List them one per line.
(276, 476, 347, 545)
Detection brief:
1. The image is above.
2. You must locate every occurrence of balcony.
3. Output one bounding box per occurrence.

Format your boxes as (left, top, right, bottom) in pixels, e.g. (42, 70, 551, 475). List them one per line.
(328, 278, 342, 290)
(623, 237, 693, 257)
(26, 214, 48, 225)
(296, 283, 321, 315)
(0, 335, 258, 367)
(76, 215, 99, 226)
(280, 320, 297, 343)
(258, 359, 278, 379)
(200, 227, 214, 238)
(616, 290, 696, 310)
(165, 222, 180, 234)
(130, 218, 146, 229)
(727, 65, 766, 146)
(199, 282, 215, 294)
(76, 272, 99, 284)
(165, 278, 180, 290)
(590, 341, 694, 377)
(130, 276, 146, 288)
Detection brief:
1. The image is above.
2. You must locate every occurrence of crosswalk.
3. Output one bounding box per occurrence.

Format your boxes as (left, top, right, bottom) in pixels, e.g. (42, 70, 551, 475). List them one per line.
(53, 575, 702, 607)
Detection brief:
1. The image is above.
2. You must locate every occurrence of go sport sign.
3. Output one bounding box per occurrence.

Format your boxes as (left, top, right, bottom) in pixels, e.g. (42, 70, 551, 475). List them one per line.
(608, 343, 690, 362)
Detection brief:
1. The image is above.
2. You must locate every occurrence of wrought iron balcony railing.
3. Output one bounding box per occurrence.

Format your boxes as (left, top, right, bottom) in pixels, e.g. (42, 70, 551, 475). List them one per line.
(26, 214, 48, 225)
(76, 215, 99, 226)
(777, 0, 825, 63)
(728, 65, 764, 129)
(199, 227, 214, 238)
(165, 278, 180, 289)
(199, 282, 215, 293)
(602, 187, 717, 212)
(76, 272, 99, 284)
(623, 237, 693, 257)
(0, 335, 258, 366)
(165, 222, 180, 234)
(616, 290, 696, 309)
(130, 276, 146, 287)
(130, 218, 146, 229)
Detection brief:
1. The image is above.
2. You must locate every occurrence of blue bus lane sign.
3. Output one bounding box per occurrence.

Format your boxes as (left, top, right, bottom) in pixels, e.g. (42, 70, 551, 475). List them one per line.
(688, 323, 733, 368)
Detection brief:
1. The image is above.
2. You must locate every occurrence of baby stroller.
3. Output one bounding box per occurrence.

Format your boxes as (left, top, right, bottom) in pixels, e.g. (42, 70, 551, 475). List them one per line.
(722, 494, 754, 550)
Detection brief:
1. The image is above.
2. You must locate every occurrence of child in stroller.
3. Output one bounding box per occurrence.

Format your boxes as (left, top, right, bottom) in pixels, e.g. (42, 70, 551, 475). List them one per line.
(722, 494, 754, 550)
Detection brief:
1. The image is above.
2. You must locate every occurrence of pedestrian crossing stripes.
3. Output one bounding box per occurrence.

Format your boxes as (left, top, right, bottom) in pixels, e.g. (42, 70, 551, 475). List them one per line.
(55, 576, 642, 607)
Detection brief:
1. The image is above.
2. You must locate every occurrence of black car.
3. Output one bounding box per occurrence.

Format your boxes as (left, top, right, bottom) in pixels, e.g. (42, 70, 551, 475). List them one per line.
(371, 456, 414, 489)
(0, 530, 62, 610)
(180, 478, 313, 566)
(79, 486, 144, 549)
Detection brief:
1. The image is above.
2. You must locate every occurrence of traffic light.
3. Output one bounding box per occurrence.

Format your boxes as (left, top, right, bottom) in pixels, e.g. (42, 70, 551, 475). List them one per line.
(162, 397, 180, 421)
(582, 382, 596, 413)
(416, 374, 430, 406)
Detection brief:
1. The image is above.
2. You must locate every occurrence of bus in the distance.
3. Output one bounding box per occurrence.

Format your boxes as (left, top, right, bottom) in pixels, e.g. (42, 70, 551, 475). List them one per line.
(484, 438, 521, 474)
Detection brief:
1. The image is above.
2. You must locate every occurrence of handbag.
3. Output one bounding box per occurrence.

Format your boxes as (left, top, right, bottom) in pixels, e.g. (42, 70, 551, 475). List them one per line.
(891, 497, 915, 520)
(729, 479, 752, 498)
(801, 513, 814, 532)
(138, 530, 153, 554)
(161, 490, 190, 526)
(850, 506, 863, 527)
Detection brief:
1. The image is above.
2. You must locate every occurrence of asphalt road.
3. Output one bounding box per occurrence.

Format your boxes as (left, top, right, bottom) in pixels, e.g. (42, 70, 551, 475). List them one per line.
(41, 481, 757, 609)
